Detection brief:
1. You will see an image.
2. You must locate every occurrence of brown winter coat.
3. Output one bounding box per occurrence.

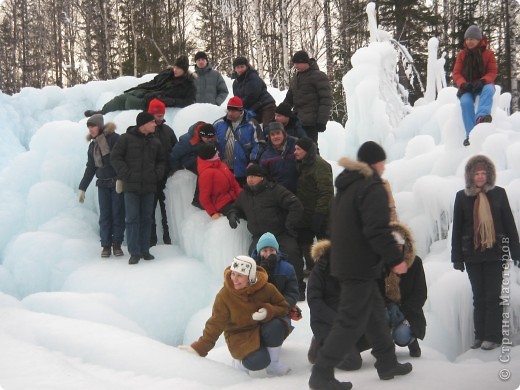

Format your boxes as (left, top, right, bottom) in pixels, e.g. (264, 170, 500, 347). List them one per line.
(191, 266, 290, 360)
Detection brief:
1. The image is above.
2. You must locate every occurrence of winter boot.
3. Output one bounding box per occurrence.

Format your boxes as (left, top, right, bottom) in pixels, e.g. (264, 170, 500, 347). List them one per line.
(377, 362, 413, 380)
(481, 341, 500, 350)
(142, 252, 155, 261)
(84, 109, 102, 117)
(309, 365, 353, 390)
(128, 255, 140, 265)
(231, 359, 249, 374)
(266, 347, 290, 376)
(308, 336, 320, 364)
(150, 224, 158, 247)
(112, 242, 124, 257)
(101, 246, 111, 258)
(408, 339, 421, 357)
(470, 339, 482, 349)
(163, 226, 172, 245)
(463, 138, 470, 146)
(476, 114, 492, 124)
(337, 351, 362, 371)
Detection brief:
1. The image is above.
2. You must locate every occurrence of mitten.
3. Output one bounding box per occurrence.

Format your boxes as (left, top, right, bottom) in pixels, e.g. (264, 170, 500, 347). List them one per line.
(227, 211, 240, 229)
(178, 345, 199, 355)
(78, 190, 85, 203)
(115, 180, 123, 194)
(473, 79, 485, 94)
(316, 122, 327, 132)
(453, 262, 465, 272)
(252, 307, 267, 321)
(457, 82, 473, 98)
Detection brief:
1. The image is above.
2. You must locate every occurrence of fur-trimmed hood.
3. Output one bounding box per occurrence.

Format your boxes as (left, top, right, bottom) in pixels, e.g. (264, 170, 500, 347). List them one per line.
(337, 157, 374, 178)
(464, 154, 496, 196)
(385, 222, 417, 303)
(86, 122, 117, 141)
(311, 239, 331, 262)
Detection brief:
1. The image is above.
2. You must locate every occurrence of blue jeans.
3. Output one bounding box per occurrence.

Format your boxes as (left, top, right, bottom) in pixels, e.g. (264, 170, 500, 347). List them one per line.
(460, 83, 494, 138)
(98, 186, 125, 247)
(242, 319, 287, 371)
(124, 192, 154, 256)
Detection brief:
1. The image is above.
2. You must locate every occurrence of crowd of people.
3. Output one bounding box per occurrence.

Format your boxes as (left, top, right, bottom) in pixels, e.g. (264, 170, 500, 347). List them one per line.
(77, 41, 518, 389)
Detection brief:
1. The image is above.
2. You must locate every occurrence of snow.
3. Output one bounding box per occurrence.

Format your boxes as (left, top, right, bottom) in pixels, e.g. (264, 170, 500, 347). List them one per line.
(1, 28, 520, 390)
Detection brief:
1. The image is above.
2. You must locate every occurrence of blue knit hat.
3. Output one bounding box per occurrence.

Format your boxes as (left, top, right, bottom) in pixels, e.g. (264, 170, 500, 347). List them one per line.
(256, 232, 279, 252)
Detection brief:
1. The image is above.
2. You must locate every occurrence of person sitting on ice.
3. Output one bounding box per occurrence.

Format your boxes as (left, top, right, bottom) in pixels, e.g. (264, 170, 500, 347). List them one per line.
(452, 25, 497, 147)
(178, 255, 291, 376)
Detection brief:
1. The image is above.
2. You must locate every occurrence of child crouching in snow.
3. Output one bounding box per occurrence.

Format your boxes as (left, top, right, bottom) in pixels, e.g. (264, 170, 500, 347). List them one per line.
(178, 255, 291, 375)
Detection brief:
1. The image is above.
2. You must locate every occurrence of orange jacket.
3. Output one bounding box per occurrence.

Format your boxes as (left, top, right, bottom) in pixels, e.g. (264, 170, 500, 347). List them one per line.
(452, 38, 497, 87)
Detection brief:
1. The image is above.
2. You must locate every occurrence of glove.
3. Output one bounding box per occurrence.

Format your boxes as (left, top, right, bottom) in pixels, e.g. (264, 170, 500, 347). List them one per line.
(227, 211, 240, 229)
(78, 190, 85, 203)
(457, 82, 473, 98)
(473, 79, 485, 94)
(115, 180, 123, 194)
(316, 122, 327, 132)
(252, 307, 267, 321)
(177, 345, 199, 355)
(311, 213, 325, 235)
(260, 253, 278, 274)
(453, 262, 465, 272)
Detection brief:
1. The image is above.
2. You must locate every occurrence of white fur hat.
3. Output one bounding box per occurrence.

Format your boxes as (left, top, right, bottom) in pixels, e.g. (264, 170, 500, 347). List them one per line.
(231, 255, 257, 284)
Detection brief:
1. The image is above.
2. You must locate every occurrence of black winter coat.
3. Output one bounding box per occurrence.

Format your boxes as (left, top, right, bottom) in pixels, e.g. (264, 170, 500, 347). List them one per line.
(79, 123, 120, 190)
(330, 158, 403, 281)
(154, 121, 178, 175)
(230, 179, 303, 238)
(232, 68, 275, 113)
(451, 186, 520, 264)
(142, 71, 196, 108)
(111, 126, 166, 193)
(398, 257, 427, 339)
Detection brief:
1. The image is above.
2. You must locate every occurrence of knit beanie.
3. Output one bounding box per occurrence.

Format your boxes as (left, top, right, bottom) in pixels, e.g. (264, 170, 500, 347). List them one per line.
(275, 102, 292, 118)
(87, 114, 104, 129)
(198, 123, 216, 138)
(227, 96, 244, 110)
(232, 56, 250, 68)
(267, 122, 285, 133)
(197, 143, 217, 160)
(464, 25, 482, 40)
(231, 255, 257, 284)
(296, 137, 314, 152)
(136, 112, 156, 128)
(292, 50, 310, 64)
(194, 51, 208, 61)
(246, 163, 266, 177)
(148, 98, 166, 115)
(357, 141, 386, 165)
(174, 55, 190, 73)
(256, 232, 280, 253)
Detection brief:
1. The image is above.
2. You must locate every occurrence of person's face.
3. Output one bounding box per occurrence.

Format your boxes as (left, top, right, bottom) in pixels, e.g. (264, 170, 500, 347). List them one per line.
(226, 108, 243, 121)
(173, 66, 185, 77)
(294, 62, 310, 73)
(234, 64, 247, 76)
(465, 38, 480, 49)
(196, 58, 208, 69)
(87, 124, 100, 138)
(260, 247, 277, 259)
(371, 160, 386, 176)
(140, 120, 156, 134)
(474, 170, 487, 188)
(201, 135, 216, 144)
(153, 114, 164, 123)
(269, 130, 285, 149)
(230, 271, 249, 290)
(247, 175, 264, 187)
(294, 145, 307, 160)
(274, 113, 289, 126)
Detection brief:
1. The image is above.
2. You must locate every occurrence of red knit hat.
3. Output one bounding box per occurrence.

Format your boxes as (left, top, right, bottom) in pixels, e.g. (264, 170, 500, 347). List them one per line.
(148, 98, 166, 115)
(227, 96, 243, 110)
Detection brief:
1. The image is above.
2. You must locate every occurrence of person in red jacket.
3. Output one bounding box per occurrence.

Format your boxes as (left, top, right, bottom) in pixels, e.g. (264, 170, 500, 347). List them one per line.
(197, 143, 242, 220)
(452, 25, 497, 147)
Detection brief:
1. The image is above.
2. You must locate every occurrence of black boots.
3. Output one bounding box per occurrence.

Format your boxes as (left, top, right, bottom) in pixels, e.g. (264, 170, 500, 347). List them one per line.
(336, 351, 362, 371)
(309, 365, 352, 390)
(408, 339, 421, 357)
(377, 362, 413, 380)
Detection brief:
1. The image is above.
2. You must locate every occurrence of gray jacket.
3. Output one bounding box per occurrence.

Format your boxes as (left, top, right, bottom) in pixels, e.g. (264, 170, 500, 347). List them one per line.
(194, 63, 229, 105)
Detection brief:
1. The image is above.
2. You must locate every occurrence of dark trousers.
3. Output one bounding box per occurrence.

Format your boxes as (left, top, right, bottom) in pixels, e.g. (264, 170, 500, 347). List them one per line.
(124, 192, 154, 256)
(466, 261, 503, 343)
(257, 103, 276, 128)
(242, 318, 286, 371)
(152, 177, 169, 233)
(315, 279, 397, 373)
(298, 227, 327, 272)
(97, 186, 125, 247)
(303, 126, 319, 144)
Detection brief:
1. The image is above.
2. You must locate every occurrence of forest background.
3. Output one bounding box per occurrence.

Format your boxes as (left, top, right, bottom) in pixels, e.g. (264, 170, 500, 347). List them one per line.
(1, 0, 519, 122)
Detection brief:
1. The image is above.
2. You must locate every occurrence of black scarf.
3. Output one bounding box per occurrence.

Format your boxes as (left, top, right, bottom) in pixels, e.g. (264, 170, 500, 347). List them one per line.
(462, 47, 485, 82)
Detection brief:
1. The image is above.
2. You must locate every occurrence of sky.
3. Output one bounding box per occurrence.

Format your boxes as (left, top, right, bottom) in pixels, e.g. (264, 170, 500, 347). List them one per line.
(0, 32, 520, 390)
